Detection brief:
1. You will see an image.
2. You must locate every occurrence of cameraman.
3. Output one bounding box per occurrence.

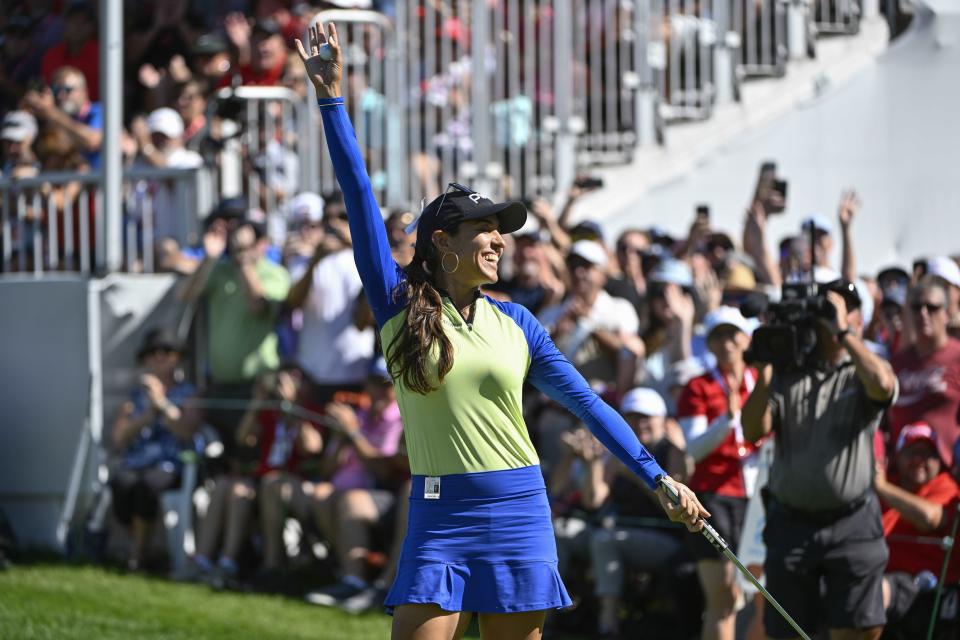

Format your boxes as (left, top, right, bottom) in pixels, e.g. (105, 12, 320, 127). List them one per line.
(742, 282, 897, 640)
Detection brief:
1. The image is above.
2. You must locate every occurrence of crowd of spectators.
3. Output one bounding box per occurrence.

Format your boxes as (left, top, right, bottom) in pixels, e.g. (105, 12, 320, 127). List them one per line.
(104, 164, 960, 638)
(1, 2, 957, 639)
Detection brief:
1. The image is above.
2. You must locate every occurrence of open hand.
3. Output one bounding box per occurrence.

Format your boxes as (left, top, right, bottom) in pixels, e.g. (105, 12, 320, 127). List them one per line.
(295, 22, 343, 100)
(837, 189, 860, 230)
(224, 12, 252, 49)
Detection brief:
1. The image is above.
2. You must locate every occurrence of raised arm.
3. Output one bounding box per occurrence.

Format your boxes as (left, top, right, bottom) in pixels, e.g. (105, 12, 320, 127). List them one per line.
(297, 23, 405, 327)
(837, 190, 860, 283)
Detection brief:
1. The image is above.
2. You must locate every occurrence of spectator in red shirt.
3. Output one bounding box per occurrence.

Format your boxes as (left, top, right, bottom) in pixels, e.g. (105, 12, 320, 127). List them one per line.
(192, 366, 321, 587)
(41, 0, 99, 101)
(222, 14, 288, 88)
(678, 306, 760, 640)
(890, 277, 960, 467)
(876, 423, 960, 630)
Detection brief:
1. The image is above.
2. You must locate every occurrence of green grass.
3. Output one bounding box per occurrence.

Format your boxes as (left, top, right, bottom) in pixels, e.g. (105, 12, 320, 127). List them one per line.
(0, 563, 597, 639)
(0, 564, 393, 640)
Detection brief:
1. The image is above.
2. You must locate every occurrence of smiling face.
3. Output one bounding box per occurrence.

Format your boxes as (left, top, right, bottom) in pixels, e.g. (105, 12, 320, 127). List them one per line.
(896, 439, 941, 492)
(433, 215, 506, 288)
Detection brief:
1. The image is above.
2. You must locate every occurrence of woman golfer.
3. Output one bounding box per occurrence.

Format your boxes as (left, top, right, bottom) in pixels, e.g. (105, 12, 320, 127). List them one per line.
(297, 23, 710, 640)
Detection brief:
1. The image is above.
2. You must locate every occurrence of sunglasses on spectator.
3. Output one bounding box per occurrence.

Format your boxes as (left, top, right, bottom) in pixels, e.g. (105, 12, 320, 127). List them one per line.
(52, 84, 78, 94)
(567, 256, 598, 271)
(911, 302, 944, 314)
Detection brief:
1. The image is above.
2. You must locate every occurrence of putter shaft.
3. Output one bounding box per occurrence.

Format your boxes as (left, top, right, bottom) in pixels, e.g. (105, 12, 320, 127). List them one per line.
(657, 476, 811, 640)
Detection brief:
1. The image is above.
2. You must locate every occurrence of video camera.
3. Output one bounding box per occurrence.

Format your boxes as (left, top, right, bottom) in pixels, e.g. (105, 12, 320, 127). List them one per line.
(745, 281, 856, 372)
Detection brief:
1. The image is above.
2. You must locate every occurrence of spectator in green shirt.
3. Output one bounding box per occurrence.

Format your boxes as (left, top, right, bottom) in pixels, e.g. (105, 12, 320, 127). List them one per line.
(180, 208, 290, 468)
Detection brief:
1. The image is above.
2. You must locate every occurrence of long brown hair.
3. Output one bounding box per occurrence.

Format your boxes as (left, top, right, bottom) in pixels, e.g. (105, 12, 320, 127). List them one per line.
(384, 228, 458, 394)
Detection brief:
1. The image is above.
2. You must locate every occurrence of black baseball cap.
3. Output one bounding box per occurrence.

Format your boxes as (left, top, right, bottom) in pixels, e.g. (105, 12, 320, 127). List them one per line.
(411, 183, 527, 255)
(822, 279, 862, 311)
(192, 33, 229, 56)
(137, 328, 184, 361)
(253, 18, 282, 37)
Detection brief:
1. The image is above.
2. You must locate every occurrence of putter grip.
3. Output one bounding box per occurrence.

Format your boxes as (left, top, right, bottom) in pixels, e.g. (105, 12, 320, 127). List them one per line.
(656, 475, 729, 553)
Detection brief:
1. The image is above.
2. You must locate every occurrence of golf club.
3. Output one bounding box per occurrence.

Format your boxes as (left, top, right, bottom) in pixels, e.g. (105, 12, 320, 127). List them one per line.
(658, 475, 812, 640)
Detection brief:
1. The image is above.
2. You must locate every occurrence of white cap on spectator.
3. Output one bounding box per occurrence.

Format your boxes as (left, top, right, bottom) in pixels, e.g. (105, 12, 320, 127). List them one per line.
(570, 239, 608, 269)
(620, 387, 667, 417)
(813, 266, 841, 284)
(801, 214, 833, 235)
(927, 256, 960, 288)
(324, 0, 372, 7)
(703, 305, 755, 339)
(895, 422, 938, 456)
(287, 192, 325, 225)
(147, 107, 185, 139)
(1, 111, 38, 142)
(649, 259, 694, 288)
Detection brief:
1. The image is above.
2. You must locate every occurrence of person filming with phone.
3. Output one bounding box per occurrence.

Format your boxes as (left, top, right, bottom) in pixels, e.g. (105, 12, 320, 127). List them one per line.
(742, 275, 898, 640)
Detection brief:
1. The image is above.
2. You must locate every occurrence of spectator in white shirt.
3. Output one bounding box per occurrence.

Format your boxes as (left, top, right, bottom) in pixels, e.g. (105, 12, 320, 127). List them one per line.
(285, 192, 375, 406)
(133, 107, 203, 242)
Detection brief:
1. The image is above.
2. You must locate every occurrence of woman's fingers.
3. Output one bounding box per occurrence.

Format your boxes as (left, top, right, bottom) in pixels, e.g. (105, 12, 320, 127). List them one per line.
(691, 492, 711, 519)
(294, 38, 309, 62)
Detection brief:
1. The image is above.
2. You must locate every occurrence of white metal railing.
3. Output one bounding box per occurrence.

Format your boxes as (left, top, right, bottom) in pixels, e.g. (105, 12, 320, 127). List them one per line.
(813, 0, 861, 34)
(648, 0, 728, 121)
(1, 1, 871, 279)
(0, 167, 213, 275)
(208, 85, 320, 223)
(729, 0, 791, 77)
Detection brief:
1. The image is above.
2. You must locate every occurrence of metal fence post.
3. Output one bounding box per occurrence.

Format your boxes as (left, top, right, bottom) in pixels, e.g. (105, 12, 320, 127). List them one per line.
(714, 0, 736, 104)
(553, 0, 577, 202)
(470, 1, 493, 196)
(384, 28, 404, 208)
(635, 0, 660, 145)
(789, 0, 811, 60)
(100, 0, 123, 273)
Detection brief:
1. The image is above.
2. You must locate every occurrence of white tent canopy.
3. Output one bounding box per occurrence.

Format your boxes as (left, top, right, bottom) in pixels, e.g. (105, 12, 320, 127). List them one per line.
(602, 4, 960, 274)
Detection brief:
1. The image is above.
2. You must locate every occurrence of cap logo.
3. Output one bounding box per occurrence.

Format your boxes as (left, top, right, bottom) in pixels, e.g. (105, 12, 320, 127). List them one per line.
(468, 193, 482, 205)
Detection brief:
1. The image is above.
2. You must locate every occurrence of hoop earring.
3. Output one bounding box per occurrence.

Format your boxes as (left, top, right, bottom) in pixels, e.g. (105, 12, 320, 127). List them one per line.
(441, 252, 460, 274)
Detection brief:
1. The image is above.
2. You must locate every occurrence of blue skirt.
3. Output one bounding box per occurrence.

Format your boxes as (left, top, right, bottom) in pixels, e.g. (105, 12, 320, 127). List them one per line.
(385, 465, 573, 613)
